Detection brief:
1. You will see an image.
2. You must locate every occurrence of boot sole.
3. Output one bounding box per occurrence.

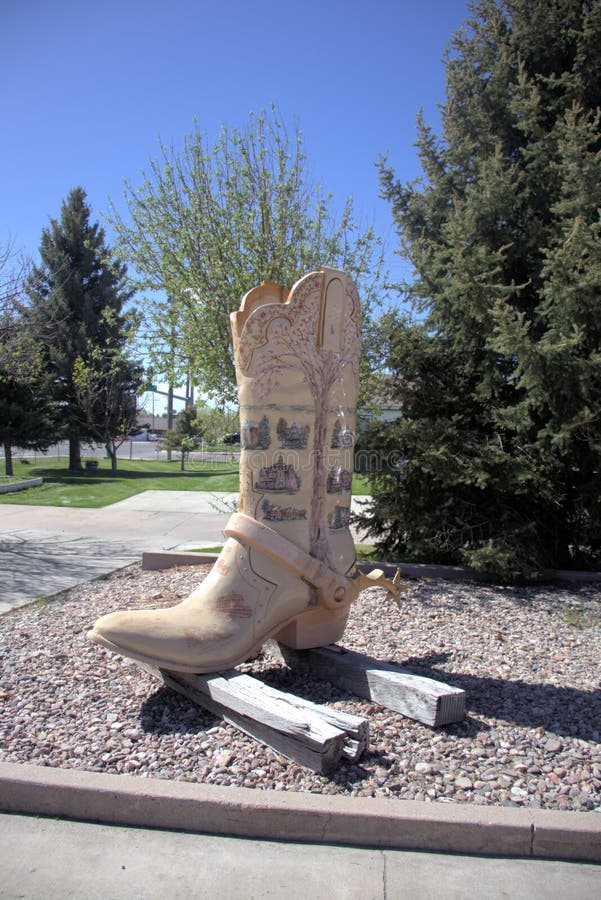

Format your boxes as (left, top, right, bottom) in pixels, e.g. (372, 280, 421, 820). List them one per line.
(86, 610, 319, 675)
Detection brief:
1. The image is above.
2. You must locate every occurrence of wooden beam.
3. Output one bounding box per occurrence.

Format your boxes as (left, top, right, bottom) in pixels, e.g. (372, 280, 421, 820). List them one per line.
(275, 644, 466, 727)
(140, 663, 368, 774)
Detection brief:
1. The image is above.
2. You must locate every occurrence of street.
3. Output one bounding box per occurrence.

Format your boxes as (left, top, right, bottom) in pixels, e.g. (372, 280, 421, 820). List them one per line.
(13, 440, 240, 464)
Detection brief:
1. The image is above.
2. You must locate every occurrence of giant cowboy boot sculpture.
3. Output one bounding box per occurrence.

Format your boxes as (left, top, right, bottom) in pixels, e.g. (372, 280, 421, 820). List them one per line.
(88, 268, 400, 673)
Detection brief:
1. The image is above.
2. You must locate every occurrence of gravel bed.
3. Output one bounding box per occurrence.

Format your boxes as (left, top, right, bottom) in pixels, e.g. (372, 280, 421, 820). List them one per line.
(1, 563, 600, 812)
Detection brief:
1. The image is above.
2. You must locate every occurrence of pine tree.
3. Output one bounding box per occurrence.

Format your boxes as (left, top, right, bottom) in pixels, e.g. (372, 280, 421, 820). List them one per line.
(0, 249, 58, 474)
(362, 0, 601, 576)
(27, 188, 135, 471)
(276, 417, 288, 447)
(257, 415, 271, 450)
(0, 332, 58, 475)
(331, 420, 343, 449)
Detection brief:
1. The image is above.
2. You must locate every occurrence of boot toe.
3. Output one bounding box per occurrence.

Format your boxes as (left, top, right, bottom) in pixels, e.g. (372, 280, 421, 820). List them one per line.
(88, 609, 168, 659)
(88, 606, 246, 671)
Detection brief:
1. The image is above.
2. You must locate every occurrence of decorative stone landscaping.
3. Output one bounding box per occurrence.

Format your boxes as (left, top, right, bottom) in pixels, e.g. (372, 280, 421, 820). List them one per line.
(1, 563, 599, 812)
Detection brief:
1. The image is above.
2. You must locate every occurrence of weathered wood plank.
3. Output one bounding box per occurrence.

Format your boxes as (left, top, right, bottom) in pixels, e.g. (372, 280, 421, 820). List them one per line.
(139, 663, 366, 774)
(162, 670, 344, 774)
(231, 674, 369, 762)
(275, 644, 466, 727)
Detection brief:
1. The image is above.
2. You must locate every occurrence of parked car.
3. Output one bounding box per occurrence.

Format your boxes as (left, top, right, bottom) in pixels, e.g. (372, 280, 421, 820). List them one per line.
(129, 431, 159, 442)
(223, 432, 240, 445)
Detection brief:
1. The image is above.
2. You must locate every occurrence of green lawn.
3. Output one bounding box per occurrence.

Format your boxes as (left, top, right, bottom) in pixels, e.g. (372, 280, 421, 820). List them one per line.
(0, 459, 240, 508)
(1, 458, 371, 508)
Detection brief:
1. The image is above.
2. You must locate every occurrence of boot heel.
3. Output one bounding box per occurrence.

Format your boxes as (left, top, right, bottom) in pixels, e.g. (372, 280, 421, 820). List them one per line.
(275, 605, 350, 649)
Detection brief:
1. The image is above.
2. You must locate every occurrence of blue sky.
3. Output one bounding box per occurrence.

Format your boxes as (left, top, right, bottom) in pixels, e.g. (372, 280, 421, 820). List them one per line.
(3, 0, 469, 277)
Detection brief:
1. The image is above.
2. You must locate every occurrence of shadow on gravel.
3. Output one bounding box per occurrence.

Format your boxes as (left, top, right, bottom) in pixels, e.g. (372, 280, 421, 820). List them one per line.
(134, 654, 599, 786)
(139, 686, 217, 735)
(400, 652, 601, 742)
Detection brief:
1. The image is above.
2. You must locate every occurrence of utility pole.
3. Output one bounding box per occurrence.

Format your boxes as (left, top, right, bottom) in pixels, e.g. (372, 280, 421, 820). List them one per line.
(185, 370, 194, 408)
(167, 383, 174, 462)
(166, 297, 176, 462)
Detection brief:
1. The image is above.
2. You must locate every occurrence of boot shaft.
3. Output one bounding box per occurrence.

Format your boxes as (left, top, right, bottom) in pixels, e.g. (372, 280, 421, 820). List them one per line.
(231, 268, 361, 573)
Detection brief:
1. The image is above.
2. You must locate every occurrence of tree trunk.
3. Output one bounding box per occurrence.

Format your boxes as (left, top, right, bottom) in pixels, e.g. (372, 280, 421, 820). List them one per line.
(180, 451, 185, 472)
(3, 440, 13, 476)
(106, 443, 118, 475)
(69, 435, 83, 471)
(167, 383, 174, 462)
(310, 386, 332, 566)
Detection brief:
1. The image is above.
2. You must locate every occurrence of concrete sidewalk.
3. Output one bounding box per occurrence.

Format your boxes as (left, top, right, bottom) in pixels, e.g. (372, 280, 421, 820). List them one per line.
(0, 493, 371, 614)
(2, 811, 599, 900)
(0, 492, 234, 613)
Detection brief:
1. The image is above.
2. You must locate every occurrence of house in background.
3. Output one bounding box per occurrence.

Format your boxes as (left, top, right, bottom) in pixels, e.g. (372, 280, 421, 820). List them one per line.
(355, 377, 404, 474)
(357, 376, 403, 427)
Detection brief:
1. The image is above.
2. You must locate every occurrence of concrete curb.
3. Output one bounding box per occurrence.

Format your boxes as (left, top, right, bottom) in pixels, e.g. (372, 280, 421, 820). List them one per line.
(141, 551, 480, 583)
(0, 477, 43, 495)
(143, 550, 219, 570)
(142, 550, 601, 584)
(1, 762, 599, 861)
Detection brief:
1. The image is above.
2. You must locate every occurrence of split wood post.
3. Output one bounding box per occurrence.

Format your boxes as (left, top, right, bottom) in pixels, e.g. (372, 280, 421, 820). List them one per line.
(274, 644, 466, 727)
(139, 663, 369, 775)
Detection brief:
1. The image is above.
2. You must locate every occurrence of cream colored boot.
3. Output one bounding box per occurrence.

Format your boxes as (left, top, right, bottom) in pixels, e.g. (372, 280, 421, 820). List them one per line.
(87, 268, 399, 673)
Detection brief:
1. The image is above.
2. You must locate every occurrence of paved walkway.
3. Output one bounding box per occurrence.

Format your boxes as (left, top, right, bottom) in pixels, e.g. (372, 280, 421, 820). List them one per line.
(0, 492, 372, 614)
(0, 492, 233, 614)
(1, 812, 599, 899)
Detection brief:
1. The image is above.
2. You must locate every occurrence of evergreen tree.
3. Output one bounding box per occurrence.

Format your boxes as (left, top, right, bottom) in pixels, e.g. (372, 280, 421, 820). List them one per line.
(161, 406, 203, 471)
(0, 373, 57, 475)
(0, 246, 58, 474)
(0, 317, 58, 475)
(27, 188, 135, 471)
(331, 420, 343, 449)
(257, 415, 271, 450)
(361, 0, 601, 577)
(276, 417, 288, 447)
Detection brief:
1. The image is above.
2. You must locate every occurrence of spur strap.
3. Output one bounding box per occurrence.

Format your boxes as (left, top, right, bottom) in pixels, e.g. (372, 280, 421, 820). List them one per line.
(224, 513, 352, 609)
(225, 512, 405, 610)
